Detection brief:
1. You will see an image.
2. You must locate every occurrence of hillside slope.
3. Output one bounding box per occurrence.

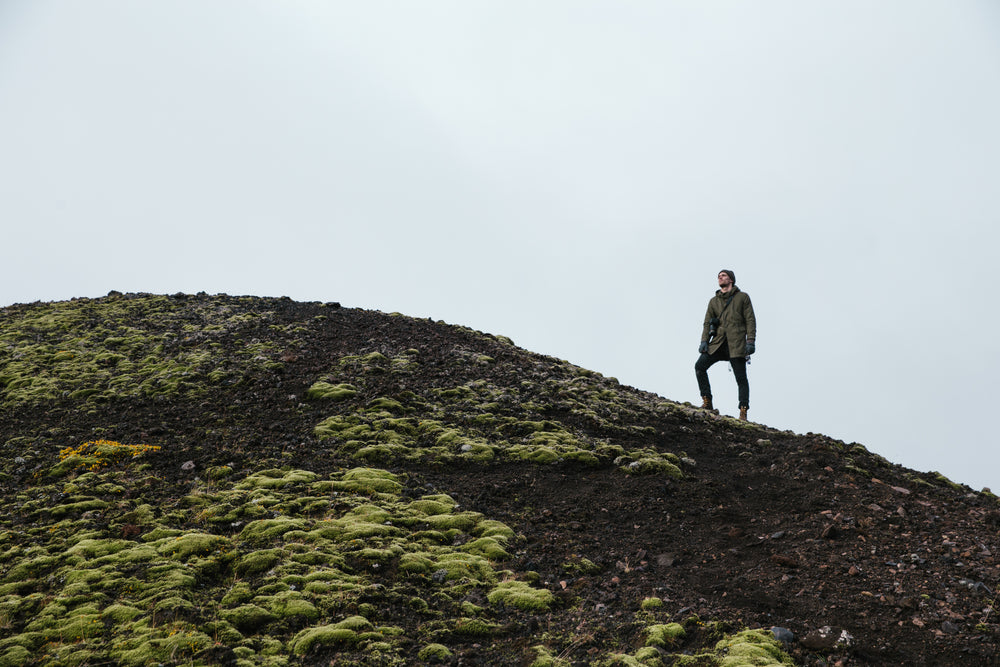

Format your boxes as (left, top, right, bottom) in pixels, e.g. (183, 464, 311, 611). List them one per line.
(1, 293, 998, 666)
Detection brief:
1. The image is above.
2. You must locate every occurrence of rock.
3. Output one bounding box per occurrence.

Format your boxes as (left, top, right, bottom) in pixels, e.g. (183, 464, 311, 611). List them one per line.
(181, 460, 196, 471)
(801, 626, 853, 650)
(771, 626, 795, 644)
(657, 553, 677, 567)
(942, 621, 960, 635)
(770, 554, 800, 568)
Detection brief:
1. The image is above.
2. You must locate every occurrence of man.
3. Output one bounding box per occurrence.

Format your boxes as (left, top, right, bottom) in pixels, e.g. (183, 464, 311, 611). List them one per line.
(696, 269, 756, 421)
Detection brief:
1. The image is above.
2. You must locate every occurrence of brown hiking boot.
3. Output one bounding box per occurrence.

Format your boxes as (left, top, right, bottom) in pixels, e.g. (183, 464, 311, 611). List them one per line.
(700, 396, 713, 410)
(739, 406, 748, 421)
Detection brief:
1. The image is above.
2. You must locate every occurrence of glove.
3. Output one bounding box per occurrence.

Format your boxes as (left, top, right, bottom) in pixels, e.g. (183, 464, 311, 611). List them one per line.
(745, 341, 755, 355)
(699, 341, 708, 354)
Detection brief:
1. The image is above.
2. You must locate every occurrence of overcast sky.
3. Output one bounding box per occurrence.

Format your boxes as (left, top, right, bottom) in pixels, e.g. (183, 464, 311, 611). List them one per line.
(2, 1, 999, 490)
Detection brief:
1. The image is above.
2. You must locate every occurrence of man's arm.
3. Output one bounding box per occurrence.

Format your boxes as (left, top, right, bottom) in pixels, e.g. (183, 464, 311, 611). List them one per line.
(742, 294, 756, 344)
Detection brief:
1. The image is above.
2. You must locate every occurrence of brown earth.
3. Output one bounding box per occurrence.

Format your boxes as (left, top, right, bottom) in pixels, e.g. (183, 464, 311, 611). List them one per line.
(3, 293, 1000, 666)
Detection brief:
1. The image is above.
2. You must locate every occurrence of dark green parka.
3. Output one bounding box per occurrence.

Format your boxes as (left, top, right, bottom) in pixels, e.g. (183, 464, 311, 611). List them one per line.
(701, 287, 756, 357)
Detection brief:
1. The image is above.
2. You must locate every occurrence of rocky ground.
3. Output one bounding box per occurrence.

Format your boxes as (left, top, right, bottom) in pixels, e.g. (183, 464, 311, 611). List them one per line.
(1, 293, 999, 666)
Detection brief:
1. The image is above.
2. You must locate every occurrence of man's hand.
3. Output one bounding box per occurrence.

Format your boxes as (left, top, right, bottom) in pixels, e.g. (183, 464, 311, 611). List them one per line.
(699, 341, 708, 354)
(745, 341, 755, 355)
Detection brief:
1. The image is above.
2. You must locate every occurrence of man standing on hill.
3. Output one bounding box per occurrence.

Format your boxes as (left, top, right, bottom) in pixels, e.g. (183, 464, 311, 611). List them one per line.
(696, 270, 756, 421)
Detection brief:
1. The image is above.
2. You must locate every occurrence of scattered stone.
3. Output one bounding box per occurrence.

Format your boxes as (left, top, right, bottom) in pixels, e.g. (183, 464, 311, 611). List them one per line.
(657, 553, 677, 567)
(801, 626, 853, 650)
(942, 621, 960, 635)
(771, 626, 795, 644)
(770, 554, 800, 568)
(181, 460, 196, 471)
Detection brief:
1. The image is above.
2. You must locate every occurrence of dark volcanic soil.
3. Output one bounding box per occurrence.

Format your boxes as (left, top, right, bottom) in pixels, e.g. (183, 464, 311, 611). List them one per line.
(3, 293, 1000, 666)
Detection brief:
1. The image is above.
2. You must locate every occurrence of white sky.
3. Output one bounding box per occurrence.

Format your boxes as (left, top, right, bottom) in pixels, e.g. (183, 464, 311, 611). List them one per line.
(2, 1, 999, 490)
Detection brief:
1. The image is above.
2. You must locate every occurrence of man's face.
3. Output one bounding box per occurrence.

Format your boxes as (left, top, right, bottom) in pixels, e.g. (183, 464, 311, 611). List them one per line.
(718, 272, 732, 288)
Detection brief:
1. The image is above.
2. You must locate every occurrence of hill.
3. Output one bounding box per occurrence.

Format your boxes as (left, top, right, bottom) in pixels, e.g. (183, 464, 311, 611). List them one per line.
(1, 292, 998, 666)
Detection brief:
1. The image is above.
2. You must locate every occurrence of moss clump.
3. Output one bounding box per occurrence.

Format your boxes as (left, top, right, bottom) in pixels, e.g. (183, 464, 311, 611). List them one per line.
(418, 643, 453, 663)
(530, 645, 571, 667)
(454, 617, 502, 636)
(562, 555, 601, 575)
(234, 548, 283, 576)
(487, 580, 554, 612)
(237, 468, 318, 489)
(328, 468, 403, 496)
(306, 381, 358, 401)
(239, 517, 306, 545)
(155, 532, 228, 559)
(290, 616, 374, 655)
(713, 629, 794, 666)
(461, 536, 510, 560)
(640, 597, 664, 611)
(621, 457, 682, 478)
(0, 646, 32, 667)
(646, 622, 685, 647)
(222, 604, 278, 633)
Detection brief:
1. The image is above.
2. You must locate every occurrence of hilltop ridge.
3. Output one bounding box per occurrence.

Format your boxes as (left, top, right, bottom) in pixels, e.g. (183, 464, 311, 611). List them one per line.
(1, 293, 999, 666)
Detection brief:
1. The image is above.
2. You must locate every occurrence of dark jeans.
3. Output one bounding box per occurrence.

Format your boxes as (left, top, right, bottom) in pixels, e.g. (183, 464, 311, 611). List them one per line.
(696, 347, 749, 408)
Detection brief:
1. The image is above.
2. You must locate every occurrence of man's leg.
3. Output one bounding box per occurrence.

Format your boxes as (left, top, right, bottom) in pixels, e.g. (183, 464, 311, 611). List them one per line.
(730, 357, 750, 409)
(695, 352, 719, 406)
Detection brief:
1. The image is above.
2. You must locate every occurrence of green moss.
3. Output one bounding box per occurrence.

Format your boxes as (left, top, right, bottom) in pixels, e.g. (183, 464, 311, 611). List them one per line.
(239, 518, 306, 545)
(0, 646, 32, 667)
(461, 536, 510, 560)
(101, 603, 143, 622)
(475, 519, 516, 540)
(454, 617, 502, 636)
(155, 532, 228, 559)
(714, 629, 794, 666)
(562, 556, 601, 575)
(633, 646, 662, 665)
(530, 645, 571, 667)
(508, 445, 561, 465)
(646, 623, 685, 647)
(929, 471, 964, 491)
(238, 468, 317, 489)
(640, 597, 664, 610)
(266, 591, 319, 621)
(329, 468, 403, 496)
(621, 457, 683, 478)
(221, 582, 254, 606)
(418, 643, 454, 662)
(399, 552, 434, 574)
(222, 604, 277, 633)
(408, 498, 457, 516)
(235, 548, 284, 576)
(206, 465, 234, 480)
(434, 553, 496, 584)
(487, 580, 554, 611)
(290, 616, 373, 655)
(306, 381, 358, 401)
